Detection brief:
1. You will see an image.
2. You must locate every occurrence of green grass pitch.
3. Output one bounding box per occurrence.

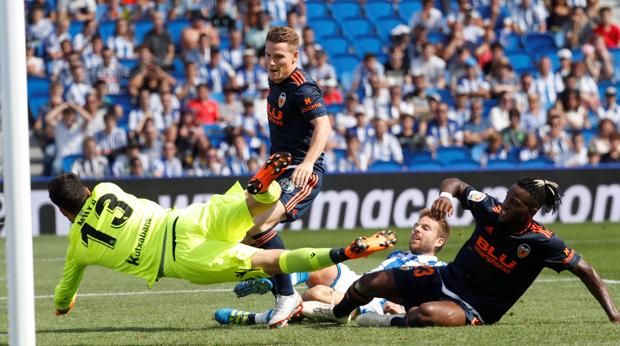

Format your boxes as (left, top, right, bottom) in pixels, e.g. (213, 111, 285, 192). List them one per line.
(0, 223, 619, 345)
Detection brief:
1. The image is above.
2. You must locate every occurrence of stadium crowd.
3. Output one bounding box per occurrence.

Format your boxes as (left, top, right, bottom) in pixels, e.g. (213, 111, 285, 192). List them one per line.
(25, 0, 620, 178)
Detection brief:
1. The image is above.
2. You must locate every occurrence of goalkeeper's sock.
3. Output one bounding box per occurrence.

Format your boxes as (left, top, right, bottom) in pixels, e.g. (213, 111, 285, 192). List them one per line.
(252, 181, 281, 204)
(254, 309, 273, 324)
(278, 248, 336, 274)
(333, 284, 373, 319)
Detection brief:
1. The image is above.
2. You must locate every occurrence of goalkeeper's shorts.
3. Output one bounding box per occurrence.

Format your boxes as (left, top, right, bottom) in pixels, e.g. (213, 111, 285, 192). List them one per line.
(161, 182, 270, 284)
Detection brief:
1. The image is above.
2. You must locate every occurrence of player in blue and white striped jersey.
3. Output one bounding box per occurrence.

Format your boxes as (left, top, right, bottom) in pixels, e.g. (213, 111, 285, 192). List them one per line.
(215, 209, 450, 325)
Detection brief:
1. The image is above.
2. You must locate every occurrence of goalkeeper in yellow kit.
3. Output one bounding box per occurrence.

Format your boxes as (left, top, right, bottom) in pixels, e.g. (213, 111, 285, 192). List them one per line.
(50, 152, 397, 327)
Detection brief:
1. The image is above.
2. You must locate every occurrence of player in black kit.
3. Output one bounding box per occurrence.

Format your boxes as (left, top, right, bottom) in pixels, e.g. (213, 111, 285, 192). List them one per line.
(238, 26, 332, 328)
(305, 177, 620, 327)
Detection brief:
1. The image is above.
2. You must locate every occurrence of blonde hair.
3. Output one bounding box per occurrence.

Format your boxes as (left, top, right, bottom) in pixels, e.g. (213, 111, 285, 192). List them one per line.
(266, 26, 300, 51)
(418, 208, 451, 252)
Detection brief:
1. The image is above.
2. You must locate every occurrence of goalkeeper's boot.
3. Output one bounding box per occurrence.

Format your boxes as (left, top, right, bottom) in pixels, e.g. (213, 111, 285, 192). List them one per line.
(355, 312, 404, 327)
(246, 152, 292, 194)
(214, 308, 256, 325)
(344, 230, 398, 259)
(234, 278, 273, 298)
(267, 291, 303, 329)
(301, 301, 351, 324)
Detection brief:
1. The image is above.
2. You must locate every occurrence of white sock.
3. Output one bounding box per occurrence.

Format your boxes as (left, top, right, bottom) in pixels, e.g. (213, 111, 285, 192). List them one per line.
(254, 309, 272, 324)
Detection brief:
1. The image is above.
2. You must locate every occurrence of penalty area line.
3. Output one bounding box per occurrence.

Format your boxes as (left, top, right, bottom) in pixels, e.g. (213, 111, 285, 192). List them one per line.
(0, 288, 233, 301)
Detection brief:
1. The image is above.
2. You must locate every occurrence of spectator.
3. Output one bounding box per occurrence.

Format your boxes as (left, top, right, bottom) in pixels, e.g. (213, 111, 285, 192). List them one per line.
(46, 103, 92, 174)
(511, 0, 548, 35)
(534, 56, 561, 109)
(185, 33, 212, 66)
(480, 131, 508, 165)
(384, 47, 409, 88)
(426, 102, 464, 149)
(572, 61, 599, 109)
(181, 14, 219, 55)
(600, 133, 620, 163)
(521, 93, 547, 132)
(449, 86, 471, 126)
(226, 134, 252, 175)
(321, 78, 343, 106)
(386, 85, 414, 127)
(161, 91, 182, 129)
(143, 11, 175, 70)
(597, 86, 620, 125)
(191, 139, 231, 177)
(560, 131, 588, 167)
(562, 89, 590, 130)
(72, 18, 98, 54)
(186, 84, 220, 124)
(65, 65, 93, 106)
(541, 115, 571, 164)
(351, 53, 386, 99)
(222, 29, 245, 70)
(396, 113, 427, 152)
(335, 93, 361, 131)
(82, 36, 105, 83)
(411, 43, 446, 89)
(299, 26, 320, 68)
(513, 72, 536, 112)
(71, 137, 110, 178)
(174, 110, 205, 168)
(139, 119, 164, 168)
(519, 132, 541, 162)
(408, 71, 432, 121)
(26, 42, 46, 77)
(27, 5, 54, 47)
(448, 48, 472, 91)
(594, 7, 620, 48)
(554, 48, 572, 90)
(547, 0, 572, 47)
(410, 0, 444, 32)
(489, 91, 514, 131)
(235, 48, 267, 95)
(175, 62, 204, 102)
(564, 6, 594, 49)
(200, 46, 236, 94)
(46, 19, 72, 60)
(346, 106, 375, 143)
(236, 97, 268, 155)
(112, 140, 149, 177)
(463, 98, 495, 147)
(159, 141, 184, 177)
(244, 10, 270, 50)
(218, 85, 243, 125)
(210, 0, 236, 35)
(457, 57, 491, 99)
(128, 89, 165, 136)
(362, 75, 390, 120)
(336, 135, 368, 173)
(128, 46, 176, 97)
(149, 80, 181, 116)
(589, 37, 615, 81)
(479, 0, 511, 30)
(83, 92, 106, 135)
(129, 156, 147, 177)
(501, 108, 526, 149)
(94, 112, 128, 159)
(58, 0, 96, 21)
(309, 49, 337, 85)
(588, 118, 617, 163)
(107, 19, 135, 59)
(96, 48, 128, 94)
(363, 119, 404, 165)
(487, 58, 518, 96)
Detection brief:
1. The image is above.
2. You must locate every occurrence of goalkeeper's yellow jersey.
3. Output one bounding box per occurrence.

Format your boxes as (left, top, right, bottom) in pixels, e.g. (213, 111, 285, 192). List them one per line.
(54, 182, 169, 310)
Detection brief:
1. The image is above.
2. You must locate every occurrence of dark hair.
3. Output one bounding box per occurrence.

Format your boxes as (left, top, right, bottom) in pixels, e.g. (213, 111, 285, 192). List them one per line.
(48, 173, 88, 215)
(517, 177, 563, 215)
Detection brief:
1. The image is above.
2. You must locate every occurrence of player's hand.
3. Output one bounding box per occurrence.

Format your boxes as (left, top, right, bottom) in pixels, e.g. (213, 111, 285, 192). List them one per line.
(431, 196, 454, 219)
(383, 301, 406, 314)
(611, 314, 620, 324)
(291, 161, 313, 188)
(54, 295, 76, 316)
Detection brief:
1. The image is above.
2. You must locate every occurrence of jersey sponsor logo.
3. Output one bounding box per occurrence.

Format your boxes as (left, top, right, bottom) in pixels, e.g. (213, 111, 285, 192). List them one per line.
(301, 102, 321, 113)
(474, 235, 517, 274)
(562, 247, 575, 264)
(126, 217, 152, 266)
(76, 199, 96, 226)
(279, 178, 295, 193)
(467, 190, 486, 202)
(267, 103, 284, 126)
(304, 97, 312, 105)
(278, 92, 286, 108)
(517, 244, 531, 258)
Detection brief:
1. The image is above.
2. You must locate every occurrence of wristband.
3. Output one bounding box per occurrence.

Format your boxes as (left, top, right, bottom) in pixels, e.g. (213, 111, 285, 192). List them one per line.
(440, 192, 453, 200)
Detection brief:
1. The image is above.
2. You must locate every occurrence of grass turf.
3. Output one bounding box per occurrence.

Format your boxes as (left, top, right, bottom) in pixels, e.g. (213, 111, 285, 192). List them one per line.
(0, 222, 619, 345)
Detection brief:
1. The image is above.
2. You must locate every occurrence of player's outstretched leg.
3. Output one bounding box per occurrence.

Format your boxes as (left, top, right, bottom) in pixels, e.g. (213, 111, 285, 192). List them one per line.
(214, 308, 274, 326)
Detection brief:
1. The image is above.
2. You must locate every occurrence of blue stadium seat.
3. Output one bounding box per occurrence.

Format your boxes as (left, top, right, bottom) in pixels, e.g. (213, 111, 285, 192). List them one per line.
(427, 32, 447, 45)
(397, 1, 422, 22)
(505, 52, 533, 70)
(406, 151, 433, 165)
(332, 148, 346, 161)
(373, 15, 405, 40)
(502, 33, 522, 52)
(524, 33, 556, 51)
(69, 21, 84, 37)
(570, 48, 584, 62)
(95, 4, 108, 22)
(331, 1, 362, 18)
(532, 47, 560, 70)
(309, 17, 340, 39)
(448, 159, 480, 169)
(306, 1, 329, 19)
(28, 76, 51, 98)
(353, 35, 383, 57)
(486, 159, 517, 169)
(332, 53, 359, 76)
(340, 17, 375, 40)
(364, 1, 394, 19)
(368, 160, 404, 172)
(29, 95, 49, 120)
(108, 94, 134, 115)
(133, 20, 154, 45)
(436, 147, 471, 163)
(118, 58, 138, 70)
(427, 88, 453, 104)
(609, 48, 620, 65)
(408, 161, 443, 171)
(326, 103, 344, 114)
(99, 20, 117, 44)
(519, 158, 555, 168)
(173, 57, 185, 73)
(167, 19, 190, 51)
(321, 35, 351, 56)
(62, 154, 82, 173)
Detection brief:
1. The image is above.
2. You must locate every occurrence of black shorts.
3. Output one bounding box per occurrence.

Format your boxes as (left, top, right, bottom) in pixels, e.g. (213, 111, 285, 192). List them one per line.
(391, 266, 484, 325)
(276, 169, 323, 222)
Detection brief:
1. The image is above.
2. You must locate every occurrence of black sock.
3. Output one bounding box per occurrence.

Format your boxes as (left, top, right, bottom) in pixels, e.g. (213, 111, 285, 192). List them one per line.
(333, 284, 372, 318)
(329, 248, 348, 263)
(390, 316, 407, 327)
(252, 231, 295, 296)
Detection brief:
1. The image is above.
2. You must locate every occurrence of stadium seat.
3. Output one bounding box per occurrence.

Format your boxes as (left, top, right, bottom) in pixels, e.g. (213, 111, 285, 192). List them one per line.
(352, 35, 383, 57)
(373, 15, 405, 40)
(309, 17, 340, 39)
(532, 47, 560, 70)
(326, 103, 344, 114)
(332, 148, 346, 161)
(27, 76, 51, 98)
(118, 58, 138, 70)
(331, 1, 362, 18)
(486, 159, 517, 169)
(524, 33, 556, 51)
(501, 33, 522, 52)
(107, 94, 134, 115)
(570, 48, 584, 62)
(167, 19, 190, 51)
(368, 160, 404, 172)
(321, 35, 351, 56)
(406, 151, 433, 165)
(69, 21, 84, 37)
(448, 159, 480, 169)
(306, 1, 329, 19)
(340, 17, 375, 40)
(29, 95, 49, 120)
(436, 146, 470, 163)
(505, 52, 533, 70)
(133, 20, 154, 45)
(397, 1, 422, 23)
(427, 32, 447, 45)
(98, 20, 117, 44)
(62, 154, 81, 173)
(95, 4, 108, 22)
(427, 88, 454, 104)
(408, 161, 443, 171)
(363, 1, 394, 19)
(518, 158, 555, 168)
(332, 53, 359, 77)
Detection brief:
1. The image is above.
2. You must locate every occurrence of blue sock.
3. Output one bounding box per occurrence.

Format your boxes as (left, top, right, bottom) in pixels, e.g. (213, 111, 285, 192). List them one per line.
(252, 230, 295, 296)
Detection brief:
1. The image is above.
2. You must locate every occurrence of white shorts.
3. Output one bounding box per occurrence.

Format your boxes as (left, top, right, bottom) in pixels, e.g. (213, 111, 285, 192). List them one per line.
(331, 263, 361, 293)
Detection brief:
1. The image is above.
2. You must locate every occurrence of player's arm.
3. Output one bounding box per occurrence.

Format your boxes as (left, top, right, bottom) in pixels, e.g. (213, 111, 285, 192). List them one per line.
(431, 178, 471, 218)
(570, 258, 620, 323)
(54, 246, 86, 316)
